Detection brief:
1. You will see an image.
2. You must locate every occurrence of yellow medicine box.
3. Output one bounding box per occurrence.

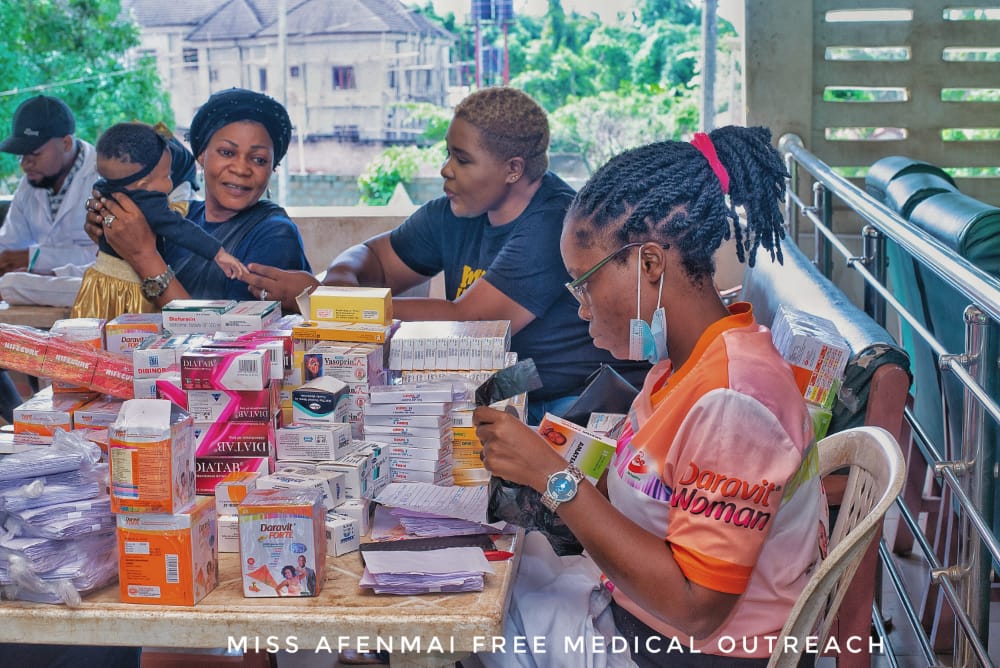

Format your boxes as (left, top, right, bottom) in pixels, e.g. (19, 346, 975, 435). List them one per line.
(308, 287, 392, 325)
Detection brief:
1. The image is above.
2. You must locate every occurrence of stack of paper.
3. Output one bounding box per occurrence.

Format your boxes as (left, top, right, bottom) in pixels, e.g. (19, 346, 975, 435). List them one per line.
(0, 436, 102, 480)
(0, 550, 119, 605)
(0, 430, 118, 606)
(0, 464, 108, 512)
(359, 546, 492, 595)
(389, 507, 499, 537)
(5, 497, 115, 539)
(374, 482, 488, 524)
(0, 532, 117, 574)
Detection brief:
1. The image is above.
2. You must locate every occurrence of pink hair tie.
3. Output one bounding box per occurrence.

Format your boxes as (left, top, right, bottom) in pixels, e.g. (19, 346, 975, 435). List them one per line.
(691, 132, 730, 195)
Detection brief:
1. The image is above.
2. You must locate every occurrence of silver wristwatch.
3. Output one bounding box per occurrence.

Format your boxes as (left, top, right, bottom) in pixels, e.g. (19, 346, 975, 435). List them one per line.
(140, 265, 175, 300)
(541, 464, 586, 512)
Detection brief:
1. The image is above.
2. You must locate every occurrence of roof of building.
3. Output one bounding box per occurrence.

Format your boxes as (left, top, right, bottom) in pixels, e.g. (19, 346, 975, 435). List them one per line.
(120, 0, 216, 28)
(122, 0, 453, 41)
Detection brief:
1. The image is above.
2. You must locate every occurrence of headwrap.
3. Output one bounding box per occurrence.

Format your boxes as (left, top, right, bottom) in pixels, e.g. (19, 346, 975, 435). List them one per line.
(167, 136, 199, 191)
(186, 88, 292, 167)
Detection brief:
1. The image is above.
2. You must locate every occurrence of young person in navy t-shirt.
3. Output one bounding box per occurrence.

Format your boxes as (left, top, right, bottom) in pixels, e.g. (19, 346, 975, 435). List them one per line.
(246, 87, 648, 419)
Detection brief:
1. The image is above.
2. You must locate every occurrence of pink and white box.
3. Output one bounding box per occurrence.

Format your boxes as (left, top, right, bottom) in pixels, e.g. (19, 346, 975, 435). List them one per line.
(181, 348, 269, 391)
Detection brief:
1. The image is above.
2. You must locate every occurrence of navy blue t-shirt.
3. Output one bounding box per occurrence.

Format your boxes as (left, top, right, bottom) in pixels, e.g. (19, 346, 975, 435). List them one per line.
(390, 172, 649, 400)
(163, 200, 312, 301)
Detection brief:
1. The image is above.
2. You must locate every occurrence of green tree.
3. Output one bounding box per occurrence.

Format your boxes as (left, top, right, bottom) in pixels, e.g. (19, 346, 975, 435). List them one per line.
(0, 0, 172, 186)
(405, 0, 713, 173)
(581, 25, 642, 93)
(357, 146, 424, 206)
(638, 0, 700, 25)
(393, 102, 452, 143)
(550, 88, 698, 173)
(511, 48, 598, 111)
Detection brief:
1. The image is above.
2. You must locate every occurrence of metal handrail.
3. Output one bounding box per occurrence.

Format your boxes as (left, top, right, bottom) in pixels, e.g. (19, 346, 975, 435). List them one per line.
(778, 134, 1000, 322)
(779, 133, 1000, 667)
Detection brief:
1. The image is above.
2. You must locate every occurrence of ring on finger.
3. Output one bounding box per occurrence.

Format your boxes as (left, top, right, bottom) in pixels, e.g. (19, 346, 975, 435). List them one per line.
(103, 214, 116, 228)
(85, 198, 93, 211)
(260, 288, 268, 301)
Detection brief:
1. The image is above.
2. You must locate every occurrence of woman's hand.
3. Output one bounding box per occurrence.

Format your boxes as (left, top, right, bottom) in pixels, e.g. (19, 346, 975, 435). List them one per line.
(84, 190, 106, 245)
(473, 406, 566, 492)
(245, 263, 320, 313)
(90, 192, 158, 265)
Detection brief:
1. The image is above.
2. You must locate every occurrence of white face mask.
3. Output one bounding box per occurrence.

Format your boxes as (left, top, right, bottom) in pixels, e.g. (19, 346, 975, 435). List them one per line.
(628, 258, 668, 364)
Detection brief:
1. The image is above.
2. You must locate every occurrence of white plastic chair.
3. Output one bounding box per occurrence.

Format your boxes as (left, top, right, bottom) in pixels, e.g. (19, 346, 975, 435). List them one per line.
(768, 426, 905, 668)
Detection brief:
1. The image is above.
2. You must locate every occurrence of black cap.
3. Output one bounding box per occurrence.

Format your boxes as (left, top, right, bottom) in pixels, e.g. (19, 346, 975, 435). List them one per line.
(0, 95, 76, 155)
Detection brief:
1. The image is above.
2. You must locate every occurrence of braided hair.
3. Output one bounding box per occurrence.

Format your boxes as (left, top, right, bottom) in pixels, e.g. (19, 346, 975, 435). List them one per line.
(566, 126, 788, 282)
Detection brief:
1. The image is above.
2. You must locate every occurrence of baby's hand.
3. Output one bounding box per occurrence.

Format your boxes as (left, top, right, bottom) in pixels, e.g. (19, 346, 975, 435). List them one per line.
(215, 249, 249, 281)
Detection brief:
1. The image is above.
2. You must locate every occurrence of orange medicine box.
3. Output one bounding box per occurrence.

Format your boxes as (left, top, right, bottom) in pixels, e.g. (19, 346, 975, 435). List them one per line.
(117, 496, 218, 606)
(238, 487, 326, 597)
(13, 386, 96, 445)
(109, 399, 196, 514)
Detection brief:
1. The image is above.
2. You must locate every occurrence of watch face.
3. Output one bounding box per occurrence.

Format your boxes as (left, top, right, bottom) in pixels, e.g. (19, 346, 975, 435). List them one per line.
(546, 470, 578, 502)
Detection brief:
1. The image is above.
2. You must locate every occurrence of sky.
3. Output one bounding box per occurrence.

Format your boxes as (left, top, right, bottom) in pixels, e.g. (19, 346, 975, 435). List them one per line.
(407, 0, 642, 23)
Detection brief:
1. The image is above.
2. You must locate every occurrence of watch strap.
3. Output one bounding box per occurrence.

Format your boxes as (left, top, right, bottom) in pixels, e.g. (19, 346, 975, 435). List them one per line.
(141, 265, 176, 300)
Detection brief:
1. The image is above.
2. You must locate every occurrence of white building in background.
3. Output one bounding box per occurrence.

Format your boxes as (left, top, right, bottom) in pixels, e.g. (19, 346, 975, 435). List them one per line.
(121, 0, 455, 142)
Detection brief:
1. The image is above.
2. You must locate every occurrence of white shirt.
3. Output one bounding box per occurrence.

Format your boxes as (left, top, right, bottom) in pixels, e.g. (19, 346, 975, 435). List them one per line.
(0, 140, 99, 274)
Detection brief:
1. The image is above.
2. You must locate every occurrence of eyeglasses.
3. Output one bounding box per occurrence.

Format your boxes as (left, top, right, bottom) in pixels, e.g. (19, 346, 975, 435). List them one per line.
(565, 242, 669, 306)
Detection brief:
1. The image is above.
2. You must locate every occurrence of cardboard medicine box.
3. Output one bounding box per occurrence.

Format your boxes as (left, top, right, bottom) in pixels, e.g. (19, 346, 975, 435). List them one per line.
(214, 470, 262, 516)
(193, 421, 275, 458)
(104, 313, 162, 355)
(770, 305, 851, 410)
(256, 469, 345, 511)
(325, 512, 360, 556)
(304, 342, 384, 384)
(238, 488, 327, 597)
(74, 395, 125, 429)
(220, 300, 281, 334)
(217, 513, 240, 553)
(291, 376, 351, 424)
(133, 334, 211, 379)
(537, 412, 616, 483)
(276, 423, 354, 461)
(13, 387, 95, 444)
(308, 286, 392, 325)
(196, 456, 273, 496)
(0, 324, 49, 374)
(186, 385, 277, 423)
(109, 400, 196, 514)
(162, 299, 237, 334)
(116, 496, 218, 606)
(292, 319, 398, 345)
(91, 352, 136, 399)
(181, 348, 269, 392)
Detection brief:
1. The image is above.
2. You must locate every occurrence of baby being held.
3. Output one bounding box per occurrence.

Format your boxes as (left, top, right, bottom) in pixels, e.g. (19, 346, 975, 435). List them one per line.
(95, 123, 246, 279)
(73, 123, 246, 319)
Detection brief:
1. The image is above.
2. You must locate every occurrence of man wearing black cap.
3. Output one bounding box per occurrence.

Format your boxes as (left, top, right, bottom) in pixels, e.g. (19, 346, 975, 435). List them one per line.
(0, 94, 98, 276)
(0, 96, 99, 430)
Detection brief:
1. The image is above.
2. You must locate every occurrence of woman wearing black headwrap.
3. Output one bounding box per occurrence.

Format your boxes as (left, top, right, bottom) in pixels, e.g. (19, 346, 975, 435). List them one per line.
(85, 88, 310, 305)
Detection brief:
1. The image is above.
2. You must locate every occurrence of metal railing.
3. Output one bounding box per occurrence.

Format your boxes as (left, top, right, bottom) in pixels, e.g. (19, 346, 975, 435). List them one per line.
(779, 134, 1000, 667)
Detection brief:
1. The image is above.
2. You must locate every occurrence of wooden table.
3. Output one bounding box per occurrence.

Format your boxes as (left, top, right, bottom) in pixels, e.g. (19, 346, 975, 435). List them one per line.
(0, 533, 521, 668)
(0, 303, 71, 328)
